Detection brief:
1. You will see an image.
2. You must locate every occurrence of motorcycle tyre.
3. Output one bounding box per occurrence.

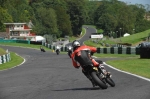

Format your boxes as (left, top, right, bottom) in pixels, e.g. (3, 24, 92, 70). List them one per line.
(106, 78, 115, 87)
(56, 51, 59, 55)
(69, 55, 71, 58)
(69, 53, 71, 58)
(56, 50, 59, 55)
(68, 53, 71, 58)
(68, 51, 72, 58)
(91, 72, 108, 89)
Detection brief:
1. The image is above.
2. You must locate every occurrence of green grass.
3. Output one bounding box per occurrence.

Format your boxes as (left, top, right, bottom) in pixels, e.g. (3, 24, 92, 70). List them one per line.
(84, 40, 104, 47)
(103, 29, 150, 45)
(93, 53, 150, 79)
(105, 58, 150, 79)
(94, 53, 139, 58)
(0, 52, 24, 70)
(0, 48, 7, 56)
(84, 28, 150, 46)
(0, 43, 52, 52)
(119, 29, 150, 44)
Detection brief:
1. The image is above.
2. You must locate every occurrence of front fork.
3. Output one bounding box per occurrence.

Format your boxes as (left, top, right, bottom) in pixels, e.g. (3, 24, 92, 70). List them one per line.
(99, 67, 112, 79)
(92, 67, 105, 80)
(92, 67, 107, 85)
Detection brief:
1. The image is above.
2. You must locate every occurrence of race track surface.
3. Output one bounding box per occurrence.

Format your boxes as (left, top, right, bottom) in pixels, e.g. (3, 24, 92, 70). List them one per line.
(0, 26, 150, 99)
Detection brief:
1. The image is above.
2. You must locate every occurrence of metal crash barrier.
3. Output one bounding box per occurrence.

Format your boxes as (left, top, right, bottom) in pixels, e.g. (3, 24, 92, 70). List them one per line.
(139, 42, 150, 59)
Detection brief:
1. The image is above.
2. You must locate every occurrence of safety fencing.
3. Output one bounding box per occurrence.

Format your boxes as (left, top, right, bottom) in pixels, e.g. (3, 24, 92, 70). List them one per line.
(0, 53, 11, 64)
(42, 42, 140, 55)
(0, 39, 30, 44)
(97, 47, 140, 55)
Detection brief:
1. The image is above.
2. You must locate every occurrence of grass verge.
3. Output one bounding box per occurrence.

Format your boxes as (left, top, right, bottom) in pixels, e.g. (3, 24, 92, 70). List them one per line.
(93, 53, 150, 79)
(0, 52, 24, 70)
(105, 58, 150, 79)
(0, 43, 52, 52)
(0, 48, 7, 56)
(94, 53, 139, 58)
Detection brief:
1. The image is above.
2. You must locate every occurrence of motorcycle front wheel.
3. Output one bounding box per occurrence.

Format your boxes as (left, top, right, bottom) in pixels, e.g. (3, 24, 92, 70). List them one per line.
(106, 78, 115, 87)
(56, 51, 59, 55)
(68, 53, 71, 58)
(57, 52, 59, 55)
(56, 50, 59, 55)
(91, 72, 108, 89)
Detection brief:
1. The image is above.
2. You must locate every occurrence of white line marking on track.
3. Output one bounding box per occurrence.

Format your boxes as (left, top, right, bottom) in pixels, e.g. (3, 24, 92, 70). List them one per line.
(92, 56, 150, 82)
(0, 53, 26, 71)
(104, 62, 150, 82)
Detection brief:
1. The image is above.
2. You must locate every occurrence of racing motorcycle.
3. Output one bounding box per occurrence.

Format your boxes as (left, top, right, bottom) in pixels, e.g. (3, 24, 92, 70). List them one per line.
(67, 46, 72, 58)
(82, 63, 115, 89)
(56, 49, 60, 55)
(68, 50, 72, 58)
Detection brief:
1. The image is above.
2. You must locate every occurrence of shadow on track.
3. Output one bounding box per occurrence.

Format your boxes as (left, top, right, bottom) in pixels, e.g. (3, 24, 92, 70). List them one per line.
(52, 87, 101, 91)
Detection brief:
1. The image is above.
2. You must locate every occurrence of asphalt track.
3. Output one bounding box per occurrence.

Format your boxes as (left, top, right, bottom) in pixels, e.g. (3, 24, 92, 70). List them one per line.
(0, 26, 150, 99)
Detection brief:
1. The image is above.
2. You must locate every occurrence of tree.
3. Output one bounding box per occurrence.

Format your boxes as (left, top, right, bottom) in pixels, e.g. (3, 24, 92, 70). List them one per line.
(65, 0, 86, 36)
(35, 7, 58, 36)
(94, 0, 118, 35)
(0, 7, 13, 31)
(41, 0, 72, 37)
(54, 6, 72, 37)
(84, 0, 101, 25)
(117, 4, 136, 35)
(30, 0, 73, 37)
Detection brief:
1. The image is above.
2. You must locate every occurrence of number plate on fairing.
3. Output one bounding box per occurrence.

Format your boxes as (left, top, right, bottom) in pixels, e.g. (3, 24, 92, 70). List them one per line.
(93, 67, 98, 71)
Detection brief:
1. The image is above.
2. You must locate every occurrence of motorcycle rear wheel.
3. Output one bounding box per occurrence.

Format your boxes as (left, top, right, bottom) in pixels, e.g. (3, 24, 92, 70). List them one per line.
(91, 72, 108, 89)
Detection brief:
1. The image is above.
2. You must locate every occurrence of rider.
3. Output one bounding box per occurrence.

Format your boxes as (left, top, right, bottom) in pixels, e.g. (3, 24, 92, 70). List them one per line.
(55, 45, 60, 52)
(67, 46, 73, 58)
(56, 45, 60, 50)
(71, 40, 104, 87)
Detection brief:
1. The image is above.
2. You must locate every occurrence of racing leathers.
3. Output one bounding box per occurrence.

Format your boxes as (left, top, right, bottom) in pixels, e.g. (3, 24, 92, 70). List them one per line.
(71, 45, 102, 87)
(71, 45, 99, 69)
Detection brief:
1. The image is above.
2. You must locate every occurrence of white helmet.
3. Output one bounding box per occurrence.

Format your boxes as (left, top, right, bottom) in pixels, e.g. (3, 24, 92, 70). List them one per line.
(72, 40, 80, 49)
(68, 46, 72, 50)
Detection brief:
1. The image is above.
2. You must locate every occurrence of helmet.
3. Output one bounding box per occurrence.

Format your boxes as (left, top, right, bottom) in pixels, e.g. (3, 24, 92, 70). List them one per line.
(68, 46, 72, 50)
(56, 46, 60, 49)
(72, 40, 80, 50)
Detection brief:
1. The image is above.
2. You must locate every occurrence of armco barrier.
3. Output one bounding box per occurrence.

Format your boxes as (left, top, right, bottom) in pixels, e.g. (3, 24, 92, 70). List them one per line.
(0, 53, 11, 64)
(96, 47, 140, 55)
(42, 42, 140, 55)
(0, 39, 30, 44)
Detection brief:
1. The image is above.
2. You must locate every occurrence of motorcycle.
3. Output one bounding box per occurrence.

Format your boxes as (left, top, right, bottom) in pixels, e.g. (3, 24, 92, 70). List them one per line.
(82, 63, 115, 89)
(56, 49, 60, 55)
(68, 50, 72, 58)
(40, 47, 46, 52)
(67, 47, 72, 58)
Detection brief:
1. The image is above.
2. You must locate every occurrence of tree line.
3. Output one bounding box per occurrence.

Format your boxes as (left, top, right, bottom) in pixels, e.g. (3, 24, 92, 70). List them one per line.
(0, 0, 150, 38)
